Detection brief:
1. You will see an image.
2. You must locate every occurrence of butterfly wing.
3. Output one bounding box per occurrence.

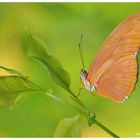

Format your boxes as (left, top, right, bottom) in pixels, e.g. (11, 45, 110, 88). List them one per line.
(86, 13, 140, 102)
(87, 13, 140, 84)
(97, 55, 137, 102)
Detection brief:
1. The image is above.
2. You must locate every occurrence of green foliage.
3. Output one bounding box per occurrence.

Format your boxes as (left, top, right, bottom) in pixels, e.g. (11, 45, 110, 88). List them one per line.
(0, 64, 118, 137)
(0, 66, 24, 77)
(24, 31, 71, 93)
(24, 31, 86, 109)
(53, 114, 81, 137)
(0, 66, 39, 107)
(23, 31, 119, 137)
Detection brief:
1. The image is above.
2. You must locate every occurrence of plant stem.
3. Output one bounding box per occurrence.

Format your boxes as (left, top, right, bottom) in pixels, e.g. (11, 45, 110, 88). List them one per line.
(46, 92, 119, 138)
(68, 89, 86, 108)
(94, 119, 119, 138)
(46, 92, 87, 116)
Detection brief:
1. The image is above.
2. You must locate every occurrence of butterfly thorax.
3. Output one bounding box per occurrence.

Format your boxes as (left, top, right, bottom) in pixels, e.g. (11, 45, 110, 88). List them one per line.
(80, 70, 97, 92)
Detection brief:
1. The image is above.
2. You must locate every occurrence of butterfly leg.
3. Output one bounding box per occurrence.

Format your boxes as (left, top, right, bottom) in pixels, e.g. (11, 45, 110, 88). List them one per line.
(89, 92, 96, 114)
(76, 87, 85, 97)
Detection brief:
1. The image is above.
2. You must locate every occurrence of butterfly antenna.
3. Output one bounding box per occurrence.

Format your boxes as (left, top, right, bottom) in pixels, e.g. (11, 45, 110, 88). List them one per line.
(78, 34, 85, 69)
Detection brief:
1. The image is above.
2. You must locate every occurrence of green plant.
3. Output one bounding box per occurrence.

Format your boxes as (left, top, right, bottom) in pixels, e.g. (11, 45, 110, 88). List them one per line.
(0, 31, 119, 138)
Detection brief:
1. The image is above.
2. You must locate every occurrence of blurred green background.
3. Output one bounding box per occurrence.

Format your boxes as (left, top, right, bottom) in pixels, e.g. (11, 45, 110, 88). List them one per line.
(0, 3, 140, 137)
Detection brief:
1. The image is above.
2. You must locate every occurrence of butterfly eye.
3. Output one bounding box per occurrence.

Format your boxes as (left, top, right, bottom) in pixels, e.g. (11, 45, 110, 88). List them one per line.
(80, 70, 87, 79)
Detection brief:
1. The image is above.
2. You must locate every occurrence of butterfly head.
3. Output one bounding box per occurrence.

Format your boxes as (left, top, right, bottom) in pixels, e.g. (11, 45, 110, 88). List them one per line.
(80, 69, 90, 91)
(78, 35, 96, 92)
(80, 69, 87, 79)
(80, 69, 97, 92)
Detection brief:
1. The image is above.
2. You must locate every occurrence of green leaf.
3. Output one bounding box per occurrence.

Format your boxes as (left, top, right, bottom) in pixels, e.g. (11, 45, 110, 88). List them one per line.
(53, 114, 81, 137)
(0, 66, 24, 77)
(0, 67, 39, 107)
(0, 75, 39, 107)
(24, 31, 71, 93)
(87, 112, 96, 126)
(24, 31, 85, 109)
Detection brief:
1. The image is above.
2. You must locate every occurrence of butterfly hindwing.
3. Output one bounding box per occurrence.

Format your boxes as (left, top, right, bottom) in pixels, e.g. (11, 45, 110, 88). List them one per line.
(97, 55, 137, 102)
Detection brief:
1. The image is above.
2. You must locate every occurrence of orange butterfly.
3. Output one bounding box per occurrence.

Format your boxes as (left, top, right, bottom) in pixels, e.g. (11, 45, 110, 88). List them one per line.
(80, 13, 140, 103)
